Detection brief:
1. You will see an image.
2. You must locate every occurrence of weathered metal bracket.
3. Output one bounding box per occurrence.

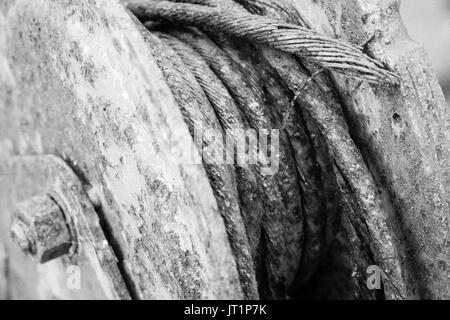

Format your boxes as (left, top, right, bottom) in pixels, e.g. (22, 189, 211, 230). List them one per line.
(1, 154, 130, 299)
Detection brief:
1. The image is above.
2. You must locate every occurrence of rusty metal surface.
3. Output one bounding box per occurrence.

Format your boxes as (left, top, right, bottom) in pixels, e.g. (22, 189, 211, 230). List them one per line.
(0, 155, 130, 299)
(0, 0, 242, 299)
(288, 0, 450, 299)
(10, 194, 73, 264)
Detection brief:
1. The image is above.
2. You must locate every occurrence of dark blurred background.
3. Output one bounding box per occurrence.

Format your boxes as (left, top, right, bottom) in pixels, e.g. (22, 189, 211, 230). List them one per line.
(402, 0, 450, 104)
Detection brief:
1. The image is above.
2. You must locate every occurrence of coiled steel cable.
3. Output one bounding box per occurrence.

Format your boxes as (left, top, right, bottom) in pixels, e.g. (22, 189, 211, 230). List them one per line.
(126, 0, 407, 299)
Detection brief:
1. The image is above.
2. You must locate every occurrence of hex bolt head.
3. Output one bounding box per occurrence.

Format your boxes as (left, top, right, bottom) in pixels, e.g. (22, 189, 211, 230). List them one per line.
(10, 195, 73, 264)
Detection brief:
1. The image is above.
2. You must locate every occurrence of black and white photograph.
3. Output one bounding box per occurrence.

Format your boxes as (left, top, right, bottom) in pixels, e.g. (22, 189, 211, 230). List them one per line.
(0, 0, 450, 306)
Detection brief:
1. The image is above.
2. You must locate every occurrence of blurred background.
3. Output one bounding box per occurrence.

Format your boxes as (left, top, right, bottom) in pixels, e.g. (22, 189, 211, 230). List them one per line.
(401, 0, 450, 104)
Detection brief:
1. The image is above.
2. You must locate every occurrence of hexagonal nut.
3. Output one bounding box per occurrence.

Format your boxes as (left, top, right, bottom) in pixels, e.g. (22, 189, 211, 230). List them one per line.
(11, 195, 73, 263)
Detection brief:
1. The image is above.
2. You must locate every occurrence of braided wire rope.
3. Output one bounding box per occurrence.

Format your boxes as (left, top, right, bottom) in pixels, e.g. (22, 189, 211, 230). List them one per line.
(128, 0, 400, 83)
(126, 0, 408, 299)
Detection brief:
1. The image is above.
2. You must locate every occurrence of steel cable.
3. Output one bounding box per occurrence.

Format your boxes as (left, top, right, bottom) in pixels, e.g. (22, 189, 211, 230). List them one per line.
(126, 0, 408, 299)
